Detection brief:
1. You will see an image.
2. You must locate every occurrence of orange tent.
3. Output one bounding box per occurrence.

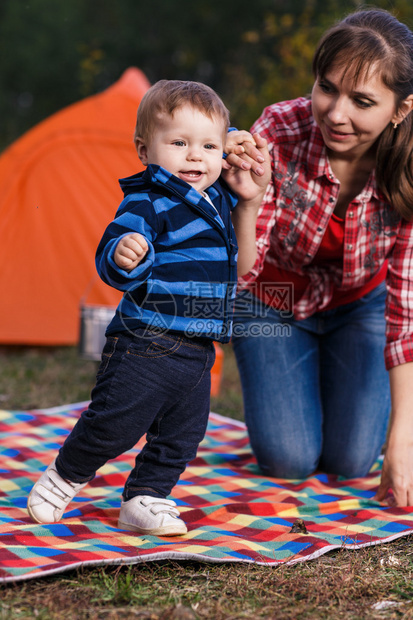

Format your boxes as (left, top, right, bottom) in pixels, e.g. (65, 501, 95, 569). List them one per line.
(0, 68, 150, 345)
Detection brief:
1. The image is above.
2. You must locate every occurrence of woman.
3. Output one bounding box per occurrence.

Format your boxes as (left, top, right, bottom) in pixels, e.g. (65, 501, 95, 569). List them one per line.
(225, 8, 413, 506)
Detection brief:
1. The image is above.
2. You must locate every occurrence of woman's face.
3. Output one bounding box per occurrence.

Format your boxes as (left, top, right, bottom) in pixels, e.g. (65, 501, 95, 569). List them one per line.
(311, 63, 399, 160)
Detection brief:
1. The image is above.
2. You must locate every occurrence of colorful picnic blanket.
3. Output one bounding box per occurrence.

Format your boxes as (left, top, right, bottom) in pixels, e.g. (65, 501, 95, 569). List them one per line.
(1, 403, 413, 582)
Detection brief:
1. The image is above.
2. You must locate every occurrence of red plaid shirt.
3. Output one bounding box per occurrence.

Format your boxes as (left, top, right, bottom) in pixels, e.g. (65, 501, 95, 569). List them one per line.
(239, 97, 413, 369)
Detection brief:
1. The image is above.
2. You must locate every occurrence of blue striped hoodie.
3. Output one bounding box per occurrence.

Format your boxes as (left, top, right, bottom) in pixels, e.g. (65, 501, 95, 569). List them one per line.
(96, 164, 239, 343)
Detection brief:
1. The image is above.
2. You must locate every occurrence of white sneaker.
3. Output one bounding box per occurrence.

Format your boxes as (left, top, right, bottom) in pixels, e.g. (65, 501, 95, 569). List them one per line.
(27, 459, 87, 523)
(118, 495, 187, 536)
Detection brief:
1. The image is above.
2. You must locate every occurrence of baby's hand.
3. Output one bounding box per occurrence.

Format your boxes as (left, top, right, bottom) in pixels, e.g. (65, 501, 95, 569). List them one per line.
(223, 130, 266, 176)
(222, 133, 271, 203)
(114, 233, 148, 271)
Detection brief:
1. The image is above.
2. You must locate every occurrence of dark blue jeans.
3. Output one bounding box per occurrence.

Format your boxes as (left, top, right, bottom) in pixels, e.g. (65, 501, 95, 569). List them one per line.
(56, 329, 215, 499)
(232, 283, 390, 479)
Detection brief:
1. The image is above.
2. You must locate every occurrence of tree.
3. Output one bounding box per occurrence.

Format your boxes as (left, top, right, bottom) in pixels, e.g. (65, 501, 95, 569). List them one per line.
(1, 0, 413, 149)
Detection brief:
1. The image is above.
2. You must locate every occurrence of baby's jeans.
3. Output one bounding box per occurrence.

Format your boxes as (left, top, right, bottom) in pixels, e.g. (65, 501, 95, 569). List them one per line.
(56, 328, 215, 499)
(231, 282, 390, 480)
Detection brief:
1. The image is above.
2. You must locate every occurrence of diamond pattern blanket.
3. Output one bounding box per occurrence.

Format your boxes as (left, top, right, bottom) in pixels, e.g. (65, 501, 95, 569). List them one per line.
(1, 403, 413, 582)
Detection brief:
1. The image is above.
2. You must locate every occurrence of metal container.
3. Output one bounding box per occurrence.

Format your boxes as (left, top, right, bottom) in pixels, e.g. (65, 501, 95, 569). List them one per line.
(79, 305, 115, 361)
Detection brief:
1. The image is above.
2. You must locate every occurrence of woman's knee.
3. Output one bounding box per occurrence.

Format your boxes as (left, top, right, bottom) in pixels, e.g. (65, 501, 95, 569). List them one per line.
(254, 445, 320, 479)
(320, 448, 380, 479)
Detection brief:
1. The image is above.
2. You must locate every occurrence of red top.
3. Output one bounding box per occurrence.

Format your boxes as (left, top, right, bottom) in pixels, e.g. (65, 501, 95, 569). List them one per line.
(312, 213, 387, 308)
(252, 212, 387, 313)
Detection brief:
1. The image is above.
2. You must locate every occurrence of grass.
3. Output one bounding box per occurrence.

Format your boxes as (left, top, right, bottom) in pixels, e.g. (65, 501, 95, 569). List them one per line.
(0, 345, 98, 411)
(1, 343, 413, 619)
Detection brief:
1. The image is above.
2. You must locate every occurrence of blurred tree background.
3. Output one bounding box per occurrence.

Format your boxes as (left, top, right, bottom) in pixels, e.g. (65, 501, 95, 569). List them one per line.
(1, 0, 412, 151)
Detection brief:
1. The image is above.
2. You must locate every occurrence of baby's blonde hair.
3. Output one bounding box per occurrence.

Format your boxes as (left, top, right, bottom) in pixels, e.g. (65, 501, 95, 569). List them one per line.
(134, 80, 230, 144)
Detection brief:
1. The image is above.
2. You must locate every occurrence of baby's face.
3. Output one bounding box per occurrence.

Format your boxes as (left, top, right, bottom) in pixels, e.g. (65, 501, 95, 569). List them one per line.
(138, 104, 225, 193)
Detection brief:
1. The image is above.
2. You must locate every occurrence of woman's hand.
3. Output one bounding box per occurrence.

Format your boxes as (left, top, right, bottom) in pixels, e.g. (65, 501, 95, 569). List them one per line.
(375, 437, 413, 506)
(223, 130, 267, 176)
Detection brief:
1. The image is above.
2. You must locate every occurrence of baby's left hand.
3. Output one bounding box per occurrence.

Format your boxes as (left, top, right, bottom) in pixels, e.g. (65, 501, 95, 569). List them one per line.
(223, 130, 266, 176)
(222, 133, 271, 203)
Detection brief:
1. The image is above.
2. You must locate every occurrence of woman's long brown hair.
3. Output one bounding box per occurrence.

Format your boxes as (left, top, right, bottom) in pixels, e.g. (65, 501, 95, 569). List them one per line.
(313, 8, 413, 220)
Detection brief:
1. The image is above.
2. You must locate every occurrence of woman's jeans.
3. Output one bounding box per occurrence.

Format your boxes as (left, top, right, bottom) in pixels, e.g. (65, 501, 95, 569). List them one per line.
(231, 283, 390, 479)
(56, 329, 215, 499)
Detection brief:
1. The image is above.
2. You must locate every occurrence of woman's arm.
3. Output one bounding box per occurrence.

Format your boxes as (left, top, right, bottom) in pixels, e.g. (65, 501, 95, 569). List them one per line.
(376, 361, 413, 506)
(376, 216, 413, 506)
(231, 196, 261, 277)
(222, 134, 271, 276)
